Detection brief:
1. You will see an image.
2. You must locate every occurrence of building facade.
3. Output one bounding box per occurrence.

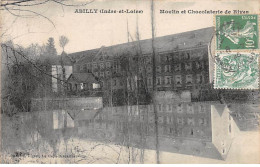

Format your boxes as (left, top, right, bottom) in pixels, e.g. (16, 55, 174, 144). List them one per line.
(63, 27, 214, 104)
(50, 27, 257, 104)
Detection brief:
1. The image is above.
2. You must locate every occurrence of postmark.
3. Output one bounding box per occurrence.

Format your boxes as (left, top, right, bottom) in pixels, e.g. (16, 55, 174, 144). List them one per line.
(214, 52, 259, 89)
(215, 14, 259, 50)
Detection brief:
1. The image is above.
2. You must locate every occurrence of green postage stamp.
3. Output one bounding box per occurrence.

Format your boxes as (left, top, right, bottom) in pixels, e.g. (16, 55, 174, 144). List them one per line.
(216, 14, 259, 50)
(214, 52, 259, 89)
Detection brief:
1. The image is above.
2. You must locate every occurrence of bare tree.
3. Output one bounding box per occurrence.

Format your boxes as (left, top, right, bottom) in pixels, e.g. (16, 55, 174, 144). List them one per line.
(59, 35, 69, 52)
(150, 0, 160, 164)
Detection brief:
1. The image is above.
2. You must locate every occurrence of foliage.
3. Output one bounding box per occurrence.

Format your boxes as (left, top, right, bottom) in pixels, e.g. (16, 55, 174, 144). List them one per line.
(45, 37, 57, 57)
(1, 37, 60, 115)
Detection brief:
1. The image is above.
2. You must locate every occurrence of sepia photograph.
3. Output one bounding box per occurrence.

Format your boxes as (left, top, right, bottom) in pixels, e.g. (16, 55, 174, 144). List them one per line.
(0, 0, 259, 164)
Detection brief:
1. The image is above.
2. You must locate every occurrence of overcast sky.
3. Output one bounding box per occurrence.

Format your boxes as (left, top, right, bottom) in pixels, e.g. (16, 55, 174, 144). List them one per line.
(1, 0, 259, 54)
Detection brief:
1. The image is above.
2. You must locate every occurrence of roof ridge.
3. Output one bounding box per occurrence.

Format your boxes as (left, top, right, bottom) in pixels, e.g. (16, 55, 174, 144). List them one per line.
(68, 27, 214, 56)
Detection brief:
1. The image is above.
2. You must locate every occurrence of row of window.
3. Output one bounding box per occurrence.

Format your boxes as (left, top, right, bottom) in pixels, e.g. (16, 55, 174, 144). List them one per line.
(90, 73, 204, 86)
(94, 71, 112, 77)
(142, 50, 207, 64)
(176, 117, 207, 126)
(161, 51, 207, 62)
(142, 116, 208, 126)
(92, 62, 119, 69)
(67, 83, 100, 91)
(111, 104, 208, 116)
(99, 106, 207, 122)
(75, 61, 119, 72)
(147, 74, 204, 86)
(156, 103, 207, 113)
(76, 61, 205, 74)
(126, 115, 208, 126)
(78, 118, 208, 137)
(143, 49, 207, 64)
(138, 62, 205, 73)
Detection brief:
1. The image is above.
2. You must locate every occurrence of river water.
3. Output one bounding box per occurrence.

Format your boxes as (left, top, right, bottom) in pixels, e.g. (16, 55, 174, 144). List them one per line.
(1, 102, 259, 163)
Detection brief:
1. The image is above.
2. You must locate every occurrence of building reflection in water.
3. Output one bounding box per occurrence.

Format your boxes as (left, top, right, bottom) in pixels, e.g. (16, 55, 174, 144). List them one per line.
(52, 102, 239, 160)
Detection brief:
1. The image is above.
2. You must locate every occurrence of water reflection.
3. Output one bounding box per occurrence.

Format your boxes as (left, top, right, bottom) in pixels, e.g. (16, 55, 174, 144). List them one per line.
(51, 102, 237, 160)
(2, 101, 259, 163)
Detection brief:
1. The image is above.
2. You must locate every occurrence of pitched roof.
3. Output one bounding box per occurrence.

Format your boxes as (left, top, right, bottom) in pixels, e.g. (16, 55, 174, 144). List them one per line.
(60, 52, 76, 65)
(104, 26, 214, 55)
(69, 48, 101, 64)
(68, 109, 100, 121)
(48, 52, 75, 65)
(67, 73, 98, 83)
(68, 27, 214, 63)
(212, 104, 226, 117)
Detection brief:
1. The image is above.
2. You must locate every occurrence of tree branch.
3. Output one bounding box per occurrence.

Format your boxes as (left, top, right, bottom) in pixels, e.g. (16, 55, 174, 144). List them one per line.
(1, 43, 66, 83)
(1, 0, 35, 7)
(6, 8, 56, 28)
(52, 0, 95, 7)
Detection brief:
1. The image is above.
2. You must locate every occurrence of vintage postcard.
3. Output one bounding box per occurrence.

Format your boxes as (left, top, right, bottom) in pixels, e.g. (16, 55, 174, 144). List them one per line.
(0, 0, 259, 164)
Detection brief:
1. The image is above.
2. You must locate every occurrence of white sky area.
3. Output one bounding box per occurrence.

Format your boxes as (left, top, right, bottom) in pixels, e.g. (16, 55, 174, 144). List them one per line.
(1, 0, 259, 54)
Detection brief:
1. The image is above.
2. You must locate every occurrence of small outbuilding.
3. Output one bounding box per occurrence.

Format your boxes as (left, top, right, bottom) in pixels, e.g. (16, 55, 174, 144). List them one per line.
(67, 73, 100, 92)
